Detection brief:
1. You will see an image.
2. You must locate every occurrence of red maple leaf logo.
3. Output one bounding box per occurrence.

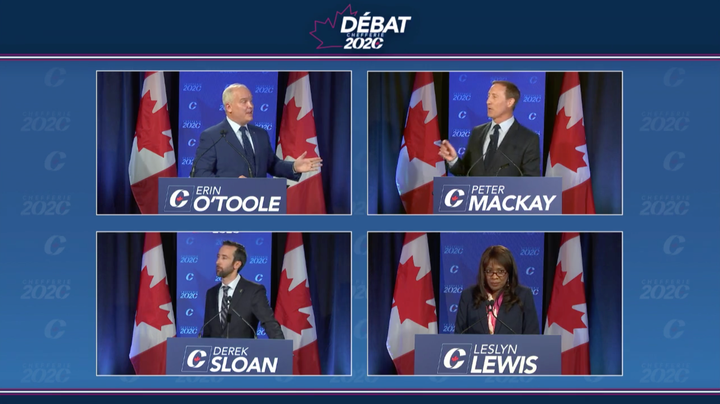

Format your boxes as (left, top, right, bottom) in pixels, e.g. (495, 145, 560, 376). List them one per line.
(546, 261, 587, 333)
(392, 255, 437, 327)
(135, 90, 174, 158)
(135, 266, 173, 331)
(549, 111, 588, 173)
(275, 270, 313, 335)
(403, 102, 443, 167)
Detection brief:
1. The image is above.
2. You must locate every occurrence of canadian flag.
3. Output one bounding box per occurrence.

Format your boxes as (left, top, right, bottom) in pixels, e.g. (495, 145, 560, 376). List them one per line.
(129, 232, 176, 375)
(395, 72, 446, 214)
(275, 233, 321, 374)
(544, 232, 590, 375)
(545, 72, 596, 214)
(386, 233, 438, 374)
(128, 71, 177, 214)
(277, 72, 327, 214)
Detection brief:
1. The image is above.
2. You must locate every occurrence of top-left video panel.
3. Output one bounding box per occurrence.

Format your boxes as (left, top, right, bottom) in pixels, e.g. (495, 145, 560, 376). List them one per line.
(97, 70, 351, 215)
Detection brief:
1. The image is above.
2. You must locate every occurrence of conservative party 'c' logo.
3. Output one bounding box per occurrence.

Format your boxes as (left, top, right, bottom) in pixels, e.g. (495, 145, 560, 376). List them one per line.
(182, 346, 211, 372)
(164, 186, 193, 213)
(438, 185, 470, 213)
(437, 343, 472, 374)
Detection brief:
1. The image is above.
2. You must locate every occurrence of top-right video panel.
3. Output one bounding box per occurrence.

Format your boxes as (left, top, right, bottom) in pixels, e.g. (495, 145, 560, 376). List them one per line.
(367, 71, 622, 215)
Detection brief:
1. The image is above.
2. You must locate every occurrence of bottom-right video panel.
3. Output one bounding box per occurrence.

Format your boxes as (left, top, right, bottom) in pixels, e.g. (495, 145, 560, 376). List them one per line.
(368, 232, 622, 376)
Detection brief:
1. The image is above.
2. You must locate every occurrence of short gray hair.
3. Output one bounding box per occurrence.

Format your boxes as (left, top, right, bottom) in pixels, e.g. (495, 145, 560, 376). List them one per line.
(222, 83, 249, 106)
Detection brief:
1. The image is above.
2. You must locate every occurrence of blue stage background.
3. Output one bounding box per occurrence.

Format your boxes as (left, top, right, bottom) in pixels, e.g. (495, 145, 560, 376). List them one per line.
(0, 59, 718, 391)
(447, 72, 546, 173)
(177, 72, 278, 178)
(439, 232, 544, 332)
(175, 232, 271, 338)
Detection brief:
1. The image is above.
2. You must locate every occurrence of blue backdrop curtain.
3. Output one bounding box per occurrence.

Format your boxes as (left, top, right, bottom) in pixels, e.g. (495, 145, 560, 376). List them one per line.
(367, 72, 622, 214)
(97, 232, 351, 375)
(97, 72, 351, 214)
(368, 232, 622, 375)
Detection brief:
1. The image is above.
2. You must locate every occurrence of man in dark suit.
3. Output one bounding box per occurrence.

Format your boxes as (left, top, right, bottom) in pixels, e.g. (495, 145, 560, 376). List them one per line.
(439, 80, 541, 176)
(191, 83, 321, 178)
(201, 240, 284, 339)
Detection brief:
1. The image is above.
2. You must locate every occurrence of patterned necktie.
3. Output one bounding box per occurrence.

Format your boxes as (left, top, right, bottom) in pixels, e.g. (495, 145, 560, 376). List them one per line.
(239, 127, 256, 175)
(220, 286, 230, 328)
(484, 124, 500, 170)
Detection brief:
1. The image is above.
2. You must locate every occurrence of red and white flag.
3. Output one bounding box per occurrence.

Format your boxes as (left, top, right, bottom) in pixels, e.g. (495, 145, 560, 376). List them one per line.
(544, 232, 590, 375)
(129, 71, 177, 214)
(395, 72, 446, 214)
(129, 232, 176, 375)
(276, 72, 327, 214)
(545, 72, 596, 214)
(275, 233, 321, 374)
(386, 232, 438, 375)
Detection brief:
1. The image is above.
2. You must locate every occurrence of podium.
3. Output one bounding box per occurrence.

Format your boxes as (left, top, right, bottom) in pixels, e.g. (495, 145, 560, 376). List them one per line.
(165, 337, 294, 375)
(432, 176, 562, 214)
(158, 177, 287, 214)
(414, 334, 561, 375)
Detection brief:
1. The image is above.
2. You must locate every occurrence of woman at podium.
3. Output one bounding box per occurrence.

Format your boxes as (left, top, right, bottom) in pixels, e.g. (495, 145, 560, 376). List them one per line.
(454, 245, 540, 335)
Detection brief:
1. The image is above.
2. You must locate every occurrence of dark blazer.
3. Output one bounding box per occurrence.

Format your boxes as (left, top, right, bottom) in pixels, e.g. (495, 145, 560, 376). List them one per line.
(448, 119, 541, 177)
(202, 276, 284, 339)
(192, 119, 300, 179)
(454, 285, 540, 335)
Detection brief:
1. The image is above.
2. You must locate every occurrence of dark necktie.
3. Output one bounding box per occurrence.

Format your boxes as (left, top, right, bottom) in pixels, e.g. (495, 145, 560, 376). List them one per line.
(220, 286, 230, 328)
(239, 127, 256, 175)
(484, 124, 500, 171)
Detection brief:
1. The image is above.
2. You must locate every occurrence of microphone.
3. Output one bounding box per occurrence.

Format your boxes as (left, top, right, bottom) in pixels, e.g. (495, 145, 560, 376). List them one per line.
(464, 128, 494, 176)
(498, 149, 524, 176)
(222, 132, 254, 178)
(487, 299, 518, 334)
(494, 163, 509, 176)
(231, 307, 258, 339)
(225, 311, 232, 339)
(190, 130, 227, 177)
(459, 316, 486, 334)
(197, 310, 222, 338)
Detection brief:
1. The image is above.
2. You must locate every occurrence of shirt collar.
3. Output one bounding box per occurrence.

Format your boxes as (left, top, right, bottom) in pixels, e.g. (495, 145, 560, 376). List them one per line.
(226, 117, 248, 135)
(223, 273, 242, 291)
(491, 116, 515, 134)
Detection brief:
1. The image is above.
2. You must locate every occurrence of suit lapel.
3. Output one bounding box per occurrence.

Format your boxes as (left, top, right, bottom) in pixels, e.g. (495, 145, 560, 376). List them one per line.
(492, 121, 518, 171)
(247, 126, 261, 176)
(473, 123, 492, 176)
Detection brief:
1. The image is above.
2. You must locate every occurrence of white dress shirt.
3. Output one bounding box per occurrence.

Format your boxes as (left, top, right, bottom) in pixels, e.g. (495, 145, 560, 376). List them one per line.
(218, 274, 242, 314)
(449, 116, 515, 167)
(226, 118, 256, 153)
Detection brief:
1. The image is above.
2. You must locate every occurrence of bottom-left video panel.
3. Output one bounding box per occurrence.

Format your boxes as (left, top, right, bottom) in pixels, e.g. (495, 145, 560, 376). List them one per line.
(96, 231, 351, 376)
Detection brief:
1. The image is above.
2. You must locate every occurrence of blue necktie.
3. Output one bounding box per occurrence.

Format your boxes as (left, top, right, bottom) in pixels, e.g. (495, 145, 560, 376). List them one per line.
(239, 127, 256, 175)
(484, 125, 500, 170)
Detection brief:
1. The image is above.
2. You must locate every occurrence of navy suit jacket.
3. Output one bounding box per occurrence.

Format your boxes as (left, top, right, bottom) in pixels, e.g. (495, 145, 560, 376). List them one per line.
(202, 276, 284, 339)
(448, 120, 541, 177)
(454, 285, 540, 335)
(192, 119, 300, 179)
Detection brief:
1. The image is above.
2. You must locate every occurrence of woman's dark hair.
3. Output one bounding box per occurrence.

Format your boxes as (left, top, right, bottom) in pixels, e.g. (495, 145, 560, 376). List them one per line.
(472, 245, 522, 311)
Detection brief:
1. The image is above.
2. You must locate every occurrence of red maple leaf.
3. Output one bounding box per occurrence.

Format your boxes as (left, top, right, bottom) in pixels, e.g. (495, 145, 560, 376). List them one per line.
(403, 102, 442, 167)
(135, 266, 173, 330)
(135, 90, 174, 158)
(546, 261, 587, 333)
(392, 255, 437, 327)
(549, 111, 588, 173)
(275, 270, 313, 335)
(278, 99, 318, 158)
